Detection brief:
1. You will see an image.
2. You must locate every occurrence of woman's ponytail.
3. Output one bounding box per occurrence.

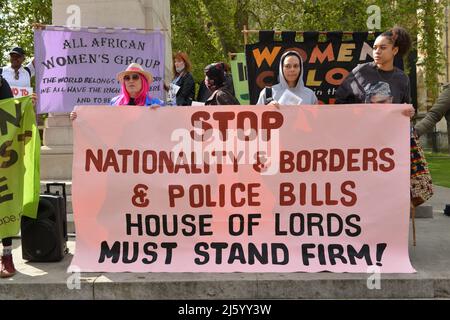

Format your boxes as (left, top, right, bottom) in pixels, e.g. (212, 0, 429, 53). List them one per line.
(381, 26, 412, 57)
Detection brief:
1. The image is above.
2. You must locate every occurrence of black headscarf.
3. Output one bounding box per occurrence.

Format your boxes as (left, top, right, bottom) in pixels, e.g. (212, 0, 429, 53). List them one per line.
(204, 62, 226, 91)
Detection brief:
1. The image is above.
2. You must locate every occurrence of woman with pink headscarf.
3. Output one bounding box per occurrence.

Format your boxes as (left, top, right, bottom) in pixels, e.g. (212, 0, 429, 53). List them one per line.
(110, 63, 163, 106)
(70, 63, 163, 119)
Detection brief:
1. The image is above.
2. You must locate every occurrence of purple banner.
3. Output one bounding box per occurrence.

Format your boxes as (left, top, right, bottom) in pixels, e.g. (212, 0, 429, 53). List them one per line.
(34, 28, 165, 113)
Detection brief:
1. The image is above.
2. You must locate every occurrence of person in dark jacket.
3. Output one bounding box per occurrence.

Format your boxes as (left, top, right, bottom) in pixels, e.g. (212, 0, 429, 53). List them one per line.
(196, 80, 211, 103)
(196, 62, 235, 103)
(0, 75, 15, 278)
(204, 62, 240, 106)
(0, 75, 13, 100)
(165, 52, 195, 106)
(415, 83, 450, 137)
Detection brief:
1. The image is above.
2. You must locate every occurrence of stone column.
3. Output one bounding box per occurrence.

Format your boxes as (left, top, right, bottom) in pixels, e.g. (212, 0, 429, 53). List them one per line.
(41, 0, 173, 180)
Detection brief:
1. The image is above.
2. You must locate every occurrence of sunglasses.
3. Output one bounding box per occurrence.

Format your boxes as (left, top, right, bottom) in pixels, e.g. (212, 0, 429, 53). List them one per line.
(124, 74, 140, 81)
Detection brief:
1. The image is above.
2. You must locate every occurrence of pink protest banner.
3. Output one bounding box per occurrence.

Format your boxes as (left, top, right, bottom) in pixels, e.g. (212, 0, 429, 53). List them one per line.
(70, 104, 415, 273)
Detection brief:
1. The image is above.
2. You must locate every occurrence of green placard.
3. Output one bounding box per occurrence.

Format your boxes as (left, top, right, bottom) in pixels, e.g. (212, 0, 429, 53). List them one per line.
(0, 96, 40, 239)
(230, 53, 250, 105)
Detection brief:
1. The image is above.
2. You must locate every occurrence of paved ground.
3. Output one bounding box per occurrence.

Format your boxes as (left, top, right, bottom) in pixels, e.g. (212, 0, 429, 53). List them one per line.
(1, 186, 449, 300)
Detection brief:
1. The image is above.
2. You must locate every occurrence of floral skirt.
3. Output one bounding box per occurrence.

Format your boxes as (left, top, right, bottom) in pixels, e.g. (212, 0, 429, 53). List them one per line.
(410, 127, 433, 207)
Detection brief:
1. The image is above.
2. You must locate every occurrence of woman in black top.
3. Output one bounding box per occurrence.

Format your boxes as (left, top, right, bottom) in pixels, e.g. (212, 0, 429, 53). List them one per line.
(165, 52, 195, 106)
(336, 26, 413, 106)
(204, 62, 240, 106)
(336, 27, 432, 211)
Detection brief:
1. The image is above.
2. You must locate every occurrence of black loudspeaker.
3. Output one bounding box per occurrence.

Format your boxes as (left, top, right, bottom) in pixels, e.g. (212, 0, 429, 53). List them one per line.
(21, 183, 68, 262)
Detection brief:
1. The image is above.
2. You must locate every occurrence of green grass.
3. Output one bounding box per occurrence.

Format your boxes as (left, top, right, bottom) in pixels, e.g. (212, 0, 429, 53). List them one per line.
(424, 152, 450, 188)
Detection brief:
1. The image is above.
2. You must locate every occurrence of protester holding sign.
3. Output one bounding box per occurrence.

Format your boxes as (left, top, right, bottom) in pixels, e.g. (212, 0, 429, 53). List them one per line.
(0, 75, 15, 278)
(111, 63, 164, 107)
(164, 52, 195, 106)
(70, 63, 164, 120)
(335, 27, 415, 116)
(197, 63, 235, 103)
(335, 27, 432, 207)
(335, 27, 412, 106)
(256, 51, 318, 107)
(0, 47, 35, 88)
(0, 80, 40, 278)
(204, 62, 240, 106)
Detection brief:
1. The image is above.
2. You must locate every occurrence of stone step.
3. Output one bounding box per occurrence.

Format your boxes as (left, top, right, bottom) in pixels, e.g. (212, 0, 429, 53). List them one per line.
(5, 233, 450, 299)
(4, 196, 450, 300)
(43, 126, 73, 146)
(45, 113, 71, 127)
(40, 146, 73, 180)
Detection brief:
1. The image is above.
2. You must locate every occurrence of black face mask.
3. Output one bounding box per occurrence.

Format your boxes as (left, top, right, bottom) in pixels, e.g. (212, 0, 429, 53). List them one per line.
(205, 78, 216, 91)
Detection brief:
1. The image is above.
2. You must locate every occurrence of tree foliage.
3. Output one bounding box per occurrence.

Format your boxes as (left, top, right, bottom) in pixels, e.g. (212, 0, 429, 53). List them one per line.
(417, 0, 447, 101)
(0, 0, 446, 103)
(170, 0, 447, 103)
(0, 0, 51, 63)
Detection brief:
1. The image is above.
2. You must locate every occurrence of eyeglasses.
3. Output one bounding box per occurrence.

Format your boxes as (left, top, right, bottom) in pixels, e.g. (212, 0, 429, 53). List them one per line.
(124, 74, 140, 81)
(14, 70, 19, 80)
